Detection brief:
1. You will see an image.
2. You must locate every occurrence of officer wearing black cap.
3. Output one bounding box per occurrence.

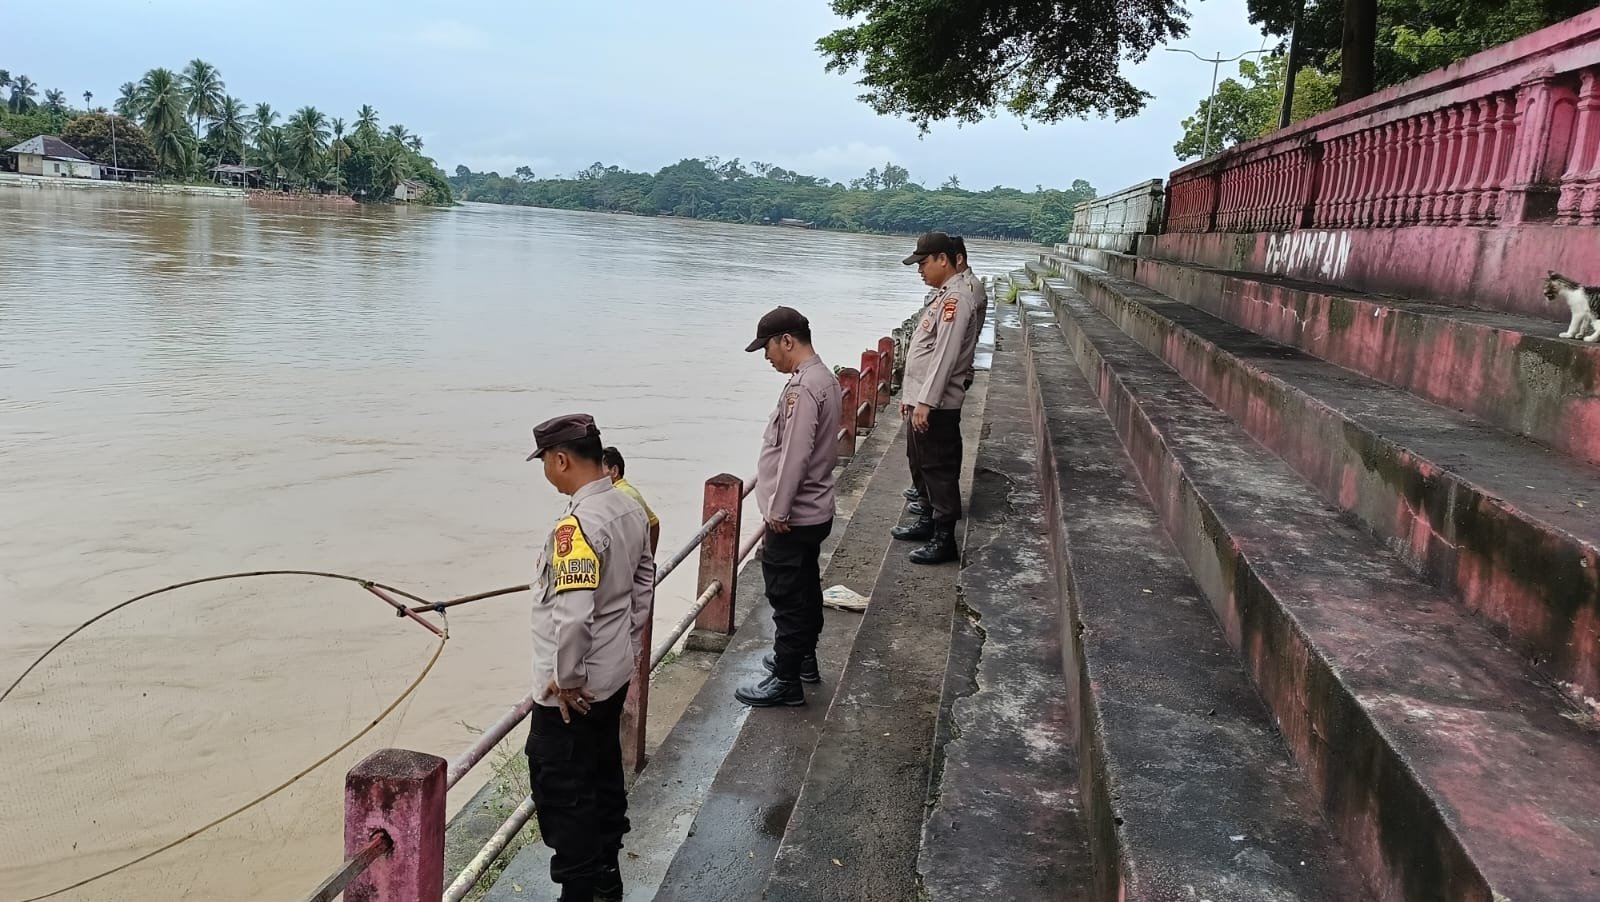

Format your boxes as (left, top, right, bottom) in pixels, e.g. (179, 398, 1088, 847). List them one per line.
(896, 232, 983, 564)
(525, 413, 656, 902)
(738, 306, 842, 706)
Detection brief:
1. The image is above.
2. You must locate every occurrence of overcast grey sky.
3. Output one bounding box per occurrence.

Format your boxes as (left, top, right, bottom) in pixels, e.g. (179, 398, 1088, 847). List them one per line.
(7, 0, 1267, 193)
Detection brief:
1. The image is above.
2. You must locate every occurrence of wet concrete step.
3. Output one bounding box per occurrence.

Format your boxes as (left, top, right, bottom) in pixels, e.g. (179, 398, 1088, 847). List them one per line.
(760, 380, 989, 902)
(922, 300, 1365, 900)
(1044, 258, 1600, 703)
(1046, 280, 1600, 902)
(1049, 245, 1600, 470)
(647, 417, 921, 902)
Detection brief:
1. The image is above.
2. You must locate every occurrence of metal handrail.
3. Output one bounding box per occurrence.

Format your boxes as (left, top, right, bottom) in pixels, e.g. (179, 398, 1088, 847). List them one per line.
(441, 796, 536, 902)
(303, 831, 391, 902)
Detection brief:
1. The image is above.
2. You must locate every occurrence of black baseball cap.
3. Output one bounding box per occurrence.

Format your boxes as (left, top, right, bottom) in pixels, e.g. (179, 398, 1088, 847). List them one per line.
(745, 306, 810, 352)
(903, 231, 959, 266)
(527, 413, 600, 461)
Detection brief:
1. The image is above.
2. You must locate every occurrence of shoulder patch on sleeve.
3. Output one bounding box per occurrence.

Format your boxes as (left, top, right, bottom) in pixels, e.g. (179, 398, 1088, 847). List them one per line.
(784, 391, 799, 417)
(942, 299, 959, 322)
(552, 515, 600, 593)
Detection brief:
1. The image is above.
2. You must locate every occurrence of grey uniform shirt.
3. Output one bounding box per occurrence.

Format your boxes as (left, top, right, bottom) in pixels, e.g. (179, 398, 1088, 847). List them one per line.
(903, 271, 983, 409)
(756, 355, 842, 527)
(956, 270, 989, 390)
(530, 477, 655, 707)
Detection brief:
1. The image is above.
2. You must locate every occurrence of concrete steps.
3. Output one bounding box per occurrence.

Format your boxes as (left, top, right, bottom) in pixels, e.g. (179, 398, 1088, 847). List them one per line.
(1041, 258, 1600, 702)
(920, 298, 1362, 900)
(1043, 276, 1600, 901)
(1050, 246, 1600, 469)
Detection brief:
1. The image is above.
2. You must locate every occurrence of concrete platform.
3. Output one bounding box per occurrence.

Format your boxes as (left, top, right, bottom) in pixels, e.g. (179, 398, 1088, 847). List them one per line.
(1052, 246, 1600, 470)
(761, 379, 988, 902)
(1047, 280, 1600, 901)
(1048, 258, 1600, 701)
(649, 409, 926, 902)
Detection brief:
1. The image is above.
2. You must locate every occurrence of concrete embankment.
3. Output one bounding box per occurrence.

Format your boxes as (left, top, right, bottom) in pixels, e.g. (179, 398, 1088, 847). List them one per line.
(0, 172, 244, 198)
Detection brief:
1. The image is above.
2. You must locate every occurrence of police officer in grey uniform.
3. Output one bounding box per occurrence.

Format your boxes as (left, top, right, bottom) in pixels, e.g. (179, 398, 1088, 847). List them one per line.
(737, 306, 843, 707)
(525, 413, 656, 902)
(906, 235, 987, 512)
(895, 232, 984, 564)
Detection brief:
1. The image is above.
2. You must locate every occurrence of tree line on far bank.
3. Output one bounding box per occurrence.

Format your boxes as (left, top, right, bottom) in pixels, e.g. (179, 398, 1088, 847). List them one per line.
(1, 60, 451, 204)
(448, 158, 1096, 244)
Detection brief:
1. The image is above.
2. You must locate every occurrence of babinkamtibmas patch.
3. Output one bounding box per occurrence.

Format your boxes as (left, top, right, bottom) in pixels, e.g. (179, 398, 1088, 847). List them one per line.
(942, 299, 958, 322)
(551, 516, 600, 593)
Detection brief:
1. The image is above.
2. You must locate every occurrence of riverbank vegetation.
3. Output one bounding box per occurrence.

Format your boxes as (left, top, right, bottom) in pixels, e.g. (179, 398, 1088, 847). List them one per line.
(449, 159, 1095, 243)
(1, 60, 450, 204)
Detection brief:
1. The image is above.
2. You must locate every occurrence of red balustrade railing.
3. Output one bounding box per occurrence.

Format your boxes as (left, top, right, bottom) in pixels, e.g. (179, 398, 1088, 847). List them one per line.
(1165, 9, 1600, 233)
(305, 333, 901, 902)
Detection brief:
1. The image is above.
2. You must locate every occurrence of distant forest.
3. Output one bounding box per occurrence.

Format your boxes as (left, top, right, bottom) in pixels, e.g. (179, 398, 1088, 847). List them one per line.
(448, 158, 1096, 243)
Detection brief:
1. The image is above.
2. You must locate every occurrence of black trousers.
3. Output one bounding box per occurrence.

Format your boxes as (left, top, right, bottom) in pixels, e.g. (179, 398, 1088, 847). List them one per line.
(525, 683, 630, 890)
(763, 519, 833, 680)
(907, 408, 963, 524)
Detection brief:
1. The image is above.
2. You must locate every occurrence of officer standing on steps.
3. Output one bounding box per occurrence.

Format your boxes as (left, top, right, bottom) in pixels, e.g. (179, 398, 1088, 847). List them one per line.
(896, 231, 983, 565)
(737, 306, 842, 707)
(525, 414, 656, 902)
(904, 236, 986, 509)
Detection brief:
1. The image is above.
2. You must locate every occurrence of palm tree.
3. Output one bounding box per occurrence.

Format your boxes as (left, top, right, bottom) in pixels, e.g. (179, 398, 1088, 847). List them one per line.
(208, 95, 249, 165)
(114, 82, 141, 118)
(82, 90, 93, 109)
(0, 71, 11, 94)
(328, 118, 351, 194)
(373, 140, 409, 197)
(251, 127, 292, 189)
(285, 106, 329, 188)
(354, 104, 380, 145)
(251, 102, 279, 149)
(385, 123, 410, 145)
(138, 68, 192, 176)
(9, 75, 38, 113)
(406, 134, 424, 153)
(181, 59, 225, 138)
(42, 89, 68, 126)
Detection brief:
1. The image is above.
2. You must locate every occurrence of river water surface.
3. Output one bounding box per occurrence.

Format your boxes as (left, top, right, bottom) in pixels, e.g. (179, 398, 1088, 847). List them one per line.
(0, 190, 1031, 899)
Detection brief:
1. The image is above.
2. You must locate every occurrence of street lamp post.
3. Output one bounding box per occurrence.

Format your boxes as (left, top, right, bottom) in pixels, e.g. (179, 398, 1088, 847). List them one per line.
(1166, 47, 1269, 159)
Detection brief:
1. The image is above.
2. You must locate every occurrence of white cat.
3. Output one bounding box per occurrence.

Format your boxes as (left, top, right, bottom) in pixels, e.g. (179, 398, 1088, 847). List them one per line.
(1545, 272, 1600, 342)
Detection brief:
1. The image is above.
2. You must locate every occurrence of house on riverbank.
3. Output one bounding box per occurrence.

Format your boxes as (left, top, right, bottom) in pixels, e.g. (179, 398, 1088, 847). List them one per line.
(393, 178, 427, 201)
(6, 136, 100, 179)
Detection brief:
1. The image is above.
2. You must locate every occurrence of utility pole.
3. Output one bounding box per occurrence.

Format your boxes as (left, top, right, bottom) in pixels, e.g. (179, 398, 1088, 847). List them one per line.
(1167, 47, 1269, 159)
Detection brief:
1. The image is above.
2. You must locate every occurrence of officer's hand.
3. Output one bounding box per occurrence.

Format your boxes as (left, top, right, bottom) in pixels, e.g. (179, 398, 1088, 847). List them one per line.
(544, 680, 597, 723)
(912, 403, 931, 433)
(766, 517, 791, 535)
(901, 402, 913, 418)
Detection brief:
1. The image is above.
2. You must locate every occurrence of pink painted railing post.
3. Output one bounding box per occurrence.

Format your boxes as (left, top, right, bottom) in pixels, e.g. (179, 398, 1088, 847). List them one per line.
(343, 749, 446, 902)
(692, 474, 742, 637)
(877, 337, 895, 406)
(621, 608, 653, 773)
(836, 368, 860, 461)
(858, 350, 878, 430)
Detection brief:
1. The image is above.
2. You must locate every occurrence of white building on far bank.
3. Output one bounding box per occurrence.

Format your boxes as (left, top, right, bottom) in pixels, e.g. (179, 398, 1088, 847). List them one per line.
(7, 136, 101, 179)
(393, 178, 428, 201)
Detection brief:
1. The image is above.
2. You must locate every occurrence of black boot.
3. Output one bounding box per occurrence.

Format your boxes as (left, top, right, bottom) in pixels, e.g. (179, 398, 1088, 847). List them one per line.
(905, 499, 930, 517)
(909, 524, 959, 565)
(736, 674, 805, 707)
(892, 514, 935, 542)
(903, 484, 920, 501)
(595, 862, 623, 902)
(764, 651, 821, 683)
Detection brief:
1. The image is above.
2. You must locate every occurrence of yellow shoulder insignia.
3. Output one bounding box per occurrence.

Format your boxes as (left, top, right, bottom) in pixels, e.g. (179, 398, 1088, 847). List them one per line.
(551, 515, 600, 593)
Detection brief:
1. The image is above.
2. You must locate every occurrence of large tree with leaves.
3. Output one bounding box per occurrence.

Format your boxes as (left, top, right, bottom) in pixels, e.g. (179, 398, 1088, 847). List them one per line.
(817, 0, 1190, 128)
(181, 59, 225, 138)
(1174, 55, 1339, 159)
(137, 68, 193, 175)
(1248, 0, 1598, 103)
(62, 113, 159, 171)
